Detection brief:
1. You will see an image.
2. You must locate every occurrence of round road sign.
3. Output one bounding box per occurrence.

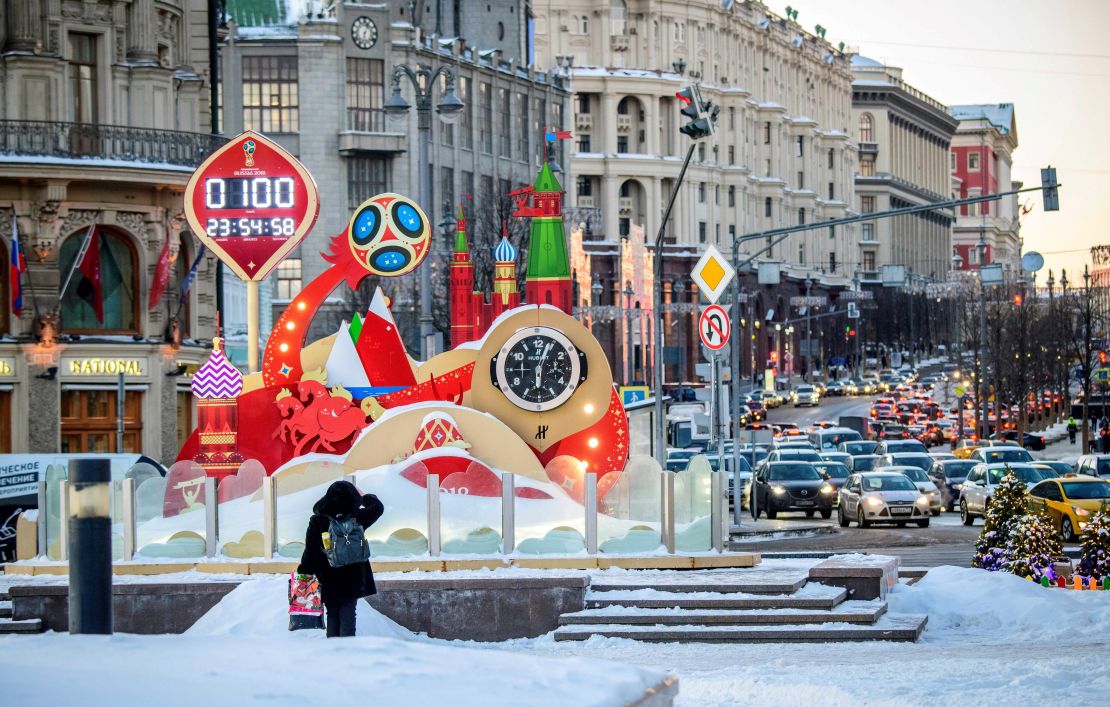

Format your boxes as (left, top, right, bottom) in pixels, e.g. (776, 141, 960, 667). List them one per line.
(699, 304, 731, 351)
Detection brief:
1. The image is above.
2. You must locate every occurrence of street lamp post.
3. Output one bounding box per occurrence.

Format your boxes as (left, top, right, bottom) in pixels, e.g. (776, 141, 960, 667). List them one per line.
(384, 63, 465, 360)
(624, 281, 635, 385)
(804, 276, 813, 382)
(673, 280, 686, 389)
(590, 275, 603, 339)
(977, 235, 989, 439)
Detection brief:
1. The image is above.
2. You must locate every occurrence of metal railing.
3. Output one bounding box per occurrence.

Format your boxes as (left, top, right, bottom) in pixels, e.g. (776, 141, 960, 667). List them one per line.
(0, 120, 225, 167)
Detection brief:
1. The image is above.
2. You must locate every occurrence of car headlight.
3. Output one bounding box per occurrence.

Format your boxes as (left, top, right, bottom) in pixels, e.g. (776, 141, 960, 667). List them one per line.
(1073, 506, 1091, 517)
(820, 483, 835, 494)
(954, 483, 963, 490)
(928, 491, 940, 498)
(771, 485, 786, 495)
(865, 496, 883, 507)
(915, 496, 930, 506)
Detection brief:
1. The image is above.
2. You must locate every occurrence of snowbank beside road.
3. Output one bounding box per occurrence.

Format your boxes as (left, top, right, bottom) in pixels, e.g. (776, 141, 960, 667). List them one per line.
(889, 565, 1110, 641)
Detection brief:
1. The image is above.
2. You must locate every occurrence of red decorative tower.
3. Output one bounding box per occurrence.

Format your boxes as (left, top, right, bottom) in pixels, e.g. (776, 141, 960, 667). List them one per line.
(191, 336, 245, 479)
(450, 205, 476, 348)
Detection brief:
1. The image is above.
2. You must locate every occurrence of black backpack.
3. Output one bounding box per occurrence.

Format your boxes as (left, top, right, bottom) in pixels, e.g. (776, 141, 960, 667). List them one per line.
(323, 514, 371, 568)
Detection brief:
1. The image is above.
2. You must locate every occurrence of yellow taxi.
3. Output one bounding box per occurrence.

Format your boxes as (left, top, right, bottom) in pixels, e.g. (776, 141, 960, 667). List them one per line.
(1026, 474, 1110, 542)
(952, 439, 983, 460)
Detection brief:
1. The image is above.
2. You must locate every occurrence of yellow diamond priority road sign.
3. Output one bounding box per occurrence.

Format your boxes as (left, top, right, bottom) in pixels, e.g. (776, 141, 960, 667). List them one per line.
(691, 245, 735, 304)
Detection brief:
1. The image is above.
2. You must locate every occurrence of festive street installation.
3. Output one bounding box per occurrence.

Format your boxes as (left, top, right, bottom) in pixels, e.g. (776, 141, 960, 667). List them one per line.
(171, 131, 634, 543)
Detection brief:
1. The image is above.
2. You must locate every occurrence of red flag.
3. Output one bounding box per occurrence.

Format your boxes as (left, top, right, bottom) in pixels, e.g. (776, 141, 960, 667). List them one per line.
(76, 228, 103, 323)
(148, 227, 173, 309)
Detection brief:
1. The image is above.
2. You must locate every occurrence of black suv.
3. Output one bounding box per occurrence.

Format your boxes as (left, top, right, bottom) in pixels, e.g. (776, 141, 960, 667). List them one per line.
(751, 461, 834, 520)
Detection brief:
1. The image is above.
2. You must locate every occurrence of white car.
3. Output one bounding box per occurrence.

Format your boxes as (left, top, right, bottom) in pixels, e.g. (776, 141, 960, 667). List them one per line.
(968, 446, 1034, 465)
(880, 465, 943, 515)
(837, 471, 932, 528)
(958, 462, 1044, 525)
(793, 385, 820, 407)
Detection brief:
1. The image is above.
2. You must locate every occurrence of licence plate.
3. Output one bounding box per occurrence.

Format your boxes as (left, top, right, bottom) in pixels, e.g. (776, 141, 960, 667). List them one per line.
(891, 507, 911, 515)
(795, 500, 815, 507)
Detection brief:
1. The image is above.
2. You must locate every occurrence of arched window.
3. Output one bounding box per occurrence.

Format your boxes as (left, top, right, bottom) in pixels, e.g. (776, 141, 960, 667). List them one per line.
(60, 227, 138, 332)
(859, 113, 873, 143)
(581, 15, 589, 34)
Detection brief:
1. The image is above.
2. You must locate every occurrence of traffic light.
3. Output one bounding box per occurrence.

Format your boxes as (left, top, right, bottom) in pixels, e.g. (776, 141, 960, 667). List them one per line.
(676, 84, 719, 141)
(849, 328, 856, 337)
(1100, 351, 1108, 366)
(1041, 166, 1059, 212)
(1013, 294, 1023, 306)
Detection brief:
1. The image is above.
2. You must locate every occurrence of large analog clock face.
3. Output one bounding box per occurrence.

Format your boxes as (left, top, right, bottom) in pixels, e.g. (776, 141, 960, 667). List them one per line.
(351, 16, 378, 49)
(492, 327, 588, 412)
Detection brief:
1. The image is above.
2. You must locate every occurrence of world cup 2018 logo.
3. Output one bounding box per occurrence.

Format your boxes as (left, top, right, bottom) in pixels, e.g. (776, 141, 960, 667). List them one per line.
(243, 139, 256, 167)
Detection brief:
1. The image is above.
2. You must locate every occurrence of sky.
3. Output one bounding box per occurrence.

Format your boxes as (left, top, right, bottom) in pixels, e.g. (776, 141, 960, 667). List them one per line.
(802, 0, 1110, 277)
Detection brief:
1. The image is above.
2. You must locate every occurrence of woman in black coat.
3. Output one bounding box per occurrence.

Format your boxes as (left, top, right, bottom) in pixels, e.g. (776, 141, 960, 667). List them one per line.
(297, 480, 384, 637)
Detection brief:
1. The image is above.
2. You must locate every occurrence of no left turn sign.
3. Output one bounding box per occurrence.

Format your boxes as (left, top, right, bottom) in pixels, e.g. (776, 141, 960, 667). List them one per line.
(699, 304, 731, 351)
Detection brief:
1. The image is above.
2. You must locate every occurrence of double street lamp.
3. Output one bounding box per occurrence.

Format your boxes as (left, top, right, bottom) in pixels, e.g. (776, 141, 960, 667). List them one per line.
(384, 64, 465, 359)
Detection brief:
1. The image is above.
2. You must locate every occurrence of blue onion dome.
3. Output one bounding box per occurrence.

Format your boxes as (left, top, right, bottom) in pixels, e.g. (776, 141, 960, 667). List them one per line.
(494, 236, 518, 263)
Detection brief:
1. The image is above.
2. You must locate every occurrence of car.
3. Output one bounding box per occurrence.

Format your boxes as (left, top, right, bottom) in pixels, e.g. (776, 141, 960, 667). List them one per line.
(881, 465, 943, 515)
(991, 429, 1047, 451)
(792, 384, 820, 407)
(930, 452, 958, 461)
(813, 461, 852, 491)
(958, 463, 1044, 525)
(765, 448, 823, 463)
(819, 451, 853, 467)
(812, 420, 838, 429)
(665, 449, 700, 471)
(744, 399, 767, 421)
(1027, 476, 1110, 542)
(1029, 464, 1060, 480)
(968, 446, 1034, 465)
(927, 459, 978, 511)
(848, 454, 881, 472)
(839, 440, 878, 456)
(952, 439, 983, 459)
(873, 439, 929, 456)
(1073, 455, 1110, 479)
(876, 452, 934, 472)
(837, 471, 932, 528)
(826, 380, 847, 396)
(1031, 460, 1073, 476)
(750, 462, 836, 519)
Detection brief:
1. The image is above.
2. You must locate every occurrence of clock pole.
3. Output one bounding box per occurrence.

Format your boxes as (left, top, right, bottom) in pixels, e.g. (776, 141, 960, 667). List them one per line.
(247, 279, 260, 373)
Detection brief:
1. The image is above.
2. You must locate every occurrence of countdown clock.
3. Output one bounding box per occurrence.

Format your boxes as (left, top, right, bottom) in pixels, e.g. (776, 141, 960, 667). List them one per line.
(490, 326, 588, 412)
(183, 130, 320, 281)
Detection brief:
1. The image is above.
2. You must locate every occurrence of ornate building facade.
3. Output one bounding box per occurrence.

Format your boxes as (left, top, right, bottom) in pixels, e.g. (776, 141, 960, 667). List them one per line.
(0, 0, 220, 459)
(530, 0, 858, 385)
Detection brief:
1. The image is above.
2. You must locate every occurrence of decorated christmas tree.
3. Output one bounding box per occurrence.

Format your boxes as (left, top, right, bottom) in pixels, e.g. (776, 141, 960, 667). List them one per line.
(972, 468, 1028, 572)
(1009, 511, 1064, 580)
(1078, 509, 1110, 580)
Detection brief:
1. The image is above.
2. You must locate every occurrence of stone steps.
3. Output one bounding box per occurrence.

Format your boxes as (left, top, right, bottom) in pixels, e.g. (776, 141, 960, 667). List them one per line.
(562, 599, 885, 626)
(0, 600, 11, 619)
(584, 583, 848, 611)
(588, 571, 808, 596)
(0, 618, 43, 634)
(553, 614, 928, 643)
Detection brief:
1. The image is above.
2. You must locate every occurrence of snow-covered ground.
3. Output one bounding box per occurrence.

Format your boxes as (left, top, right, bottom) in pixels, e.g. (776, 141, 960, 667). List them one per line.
(0, 576, 668, 707)
(493, 566, 1110, 706)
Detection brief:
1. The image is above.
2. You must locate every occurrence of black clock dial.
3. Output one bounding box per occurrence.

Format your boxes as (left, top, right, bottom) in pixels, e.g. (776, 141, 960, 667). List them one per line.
(492, 327, 587, 412)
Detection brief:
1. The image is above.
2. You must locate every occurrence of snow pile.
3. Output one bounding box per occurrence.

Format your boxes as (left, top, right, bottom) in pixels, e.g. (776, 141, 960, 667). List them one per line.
(185, 576, 412, 640)
(889, 565, 1110, 641)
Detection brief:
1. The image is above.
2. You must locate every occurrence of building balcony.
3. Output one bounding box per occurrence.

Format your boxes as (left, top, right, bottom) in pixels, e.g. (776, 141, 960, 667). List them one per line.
(858, 269, 881, 283)
(576, 113, 592, 131)
(616, 115, 632, 133)
(858, 141, 878, 154)
(577, 196, 595, 208)
(0, 119, 224, 168)
(610, 34, 630, 52)
(339, 109, 406, 154)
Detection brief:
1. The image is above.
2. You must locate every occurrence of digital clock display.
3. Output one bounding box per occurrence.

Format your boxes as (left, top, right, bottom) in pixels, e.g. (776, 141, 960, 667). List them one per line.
(205, 217, 296, 237)
(204, 177, 297, 210)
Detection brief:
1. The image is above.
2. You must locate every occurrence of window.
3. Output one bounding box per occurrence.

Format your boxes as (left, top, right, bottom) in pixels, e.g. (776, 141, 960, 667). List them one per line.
(715, 185, 720, 205)
(715, 223, 720, 243)
(243, 56, 299, 133)
(346, 58, 384, 131)
(441, 167, 455, 214)
(968, 151, 981, 171)
(729, 107, 736, 130)
(533, 96, 545, 164)
(728, 185, 736, 207)
(863, 251, 876, 271)
(177, 391, 193, 451)
(728, 224, 735, 241)
(577, 93, 590, 113)
(968, 247, 980, 265)
(797, 171, 805, 189)
(764, 197, 773, 218)
(795, 135, 804, 157)
(617, 135, 629, 153)
(461, 170, 474, 202)
(458, 77, 473, 149)
(69, 33, 98, 122)
(949, 152, 956, 171)
(861, 195, 875, 213)
(798, 208, 805, 225)
(582, 15, 589, 34)
(577, 176, 592, 197)
(577, 134, 591, 152)
(275, 258, 302, 300)
(698, 221, 707, 243)
(698, 182, 706, 203)
(698, 143, 706, 161)
(860, 156, 875, 177)
(861, 223, 875, 242)
(798, 244, 805, 264)
(498, 88, 511, 157)
(764, 158, 771, 176)
(858, 113, 873, 142)
(827, 182, 834, 200)
(829, 252, 837, 273)
(516, 93, 529, 161)
(763, 121, 771, 144)
(827, 148, 834, 169)
(728, 145, 735, 163)
(479, 82, 492, 153)
(347, 156, 389, 209)
(60, 228, 137, 332)
(619, 218, 630, 237)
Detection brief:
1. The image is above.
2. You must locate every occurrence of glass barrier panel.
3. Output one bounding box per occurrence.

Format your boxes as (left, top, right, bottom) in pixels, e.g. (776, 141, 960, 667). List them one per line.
(440, 461, 502, 555)
(136, 460, 206, 559)
(272, 460, 342, 559)
(515, 456, 586, 555)
(598, 456, 662, 553)
(43, 463, 67, 560)
(356, 460, 429, 557)
(674, 455, 713, 552)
